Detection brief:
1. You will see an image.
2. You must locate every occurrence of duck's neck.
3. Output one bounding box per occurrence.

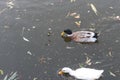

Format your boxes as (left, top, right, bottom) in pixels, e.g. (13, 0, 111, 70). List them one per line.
(68, 70, 76, 77)
(67, 34, 73, 38)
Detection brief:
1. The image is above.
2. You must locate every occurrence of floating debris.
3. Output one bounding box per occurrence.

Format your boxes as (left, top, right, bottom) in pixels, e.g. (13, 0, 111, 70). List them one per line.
(85, 57, 92, 65)
(101, 16, 120, 21)
(35, 19, 40, 21)
(115, 16, 120, 20)
(74, 14, 80, 19)
(38, 56, 46, 64)
(15, 17, 21, 20)
(3, 72, 18, 80)
(66, 12, 70, 17)
(6, 0, 15, 9)
(66, 46, 74, 49)
(27, 28, 31, 31)
(70, 12, 77, 16)
(0, 0, 15, 14)
(115, 40, 119, 43)
(50, 3, 54, 6)
(108, 16, 120, 21)
(21, 27, 25, 36)
(47, 32, 52, 36)
(23, 37, 30, 42)
(109, 7, 114, 9)
(109, 71, 116, 77)
(95, 61, 102, 64)
(4, 25, 10, 29)
(70, 0, 76, 3)
(75, 21, 81, 27)
(33, 77, 38, 80)
(89, 23, 96, 31)
(108, 48, 112, 57)
(47, 28, 53, 36)
(48, 28, 52, 31)
(90, 3, 98, 15)
(87, 10, 90, 13)
(0, 8, 7, 14)
(0, 69, 4, 75)
(108, 50, 112, 57)
(27, 51, 32, 55)
(66, 12, 80, 19)
(89, 27, 96, 31)
(32, 26, 36, 29)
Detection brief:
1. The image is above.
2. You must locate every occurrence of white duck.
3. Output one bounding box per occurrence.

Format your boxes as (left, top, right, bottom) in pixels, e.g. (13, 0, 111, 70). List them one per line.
(58, 67, 104, 80)
(61, 29, 98, 43)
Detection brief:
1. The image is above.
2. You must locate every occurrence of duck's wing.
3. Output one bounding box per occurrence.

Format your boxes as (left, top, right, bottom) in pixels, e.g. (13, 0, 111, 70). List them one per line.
(76, 31, 95, 38)
(72, 31, 97, 42)
(73, 31, 95, 38)
(74, 68, 104, 79)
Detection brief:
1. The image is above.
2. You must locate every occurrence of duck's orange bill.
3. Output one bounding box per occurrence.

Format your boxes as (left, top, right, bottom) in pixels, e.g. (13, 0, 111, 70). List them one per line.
(58, 70, 64, 75)
(61, 32, 65, 36)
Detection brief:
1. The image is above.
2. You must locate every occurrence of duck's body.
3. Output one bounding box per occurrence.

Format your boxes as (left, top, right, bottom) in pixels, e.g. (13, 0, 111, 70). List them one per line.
(61, 29, 98, 43)
(58, 67, 104, 80)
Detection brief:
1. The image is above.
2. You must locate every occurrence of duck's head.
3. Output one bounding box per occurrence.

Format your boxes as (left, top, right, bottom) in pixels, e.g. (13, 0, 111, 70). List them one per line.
(58, 67, 72, 75)
(61, 29, 72, 37)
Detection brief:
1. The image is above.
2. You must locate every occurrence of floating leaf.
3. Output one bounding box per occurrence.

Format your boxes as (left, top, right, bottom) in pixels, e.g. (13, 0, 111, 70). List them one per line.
(47, 32, 51, 36)
(47, 28, 52, 36)
(27, 51, 32, 55)
(0, 8, 7, 14)
(38, 56, 46, 64)
(74, 14, 80, 19)
(115, 16, 120, 20)
(6, 1, 14, 9)
(70, 12, 77, 16)
(48, 28, 52, 31)
(23, 37, 30, 42)
(4, 25, 10, 29)
(3, 75, 8, 80)
(70, 0, 76, 3)
(9, 72, 18, 80)
(3, 72, 18, 80)
(109, 71, 116, 77)
(66, 12, 70, 17)
(95, 61, 101, 64)
(90, 3, 98, 15)
(0, 69, 4, 75)
(108, 51, 112, 57)
(15, 17, 20, 20)
(67, 12, 81, 19)
(75, 21, 81, 27)
(89, 27, 96, 31)
(21, 27, 25, 36)
(85, 57, 92, 65)
(66, 46, 74, 49)
(109, 7, 113, 9)
(33, 77, 38, 80)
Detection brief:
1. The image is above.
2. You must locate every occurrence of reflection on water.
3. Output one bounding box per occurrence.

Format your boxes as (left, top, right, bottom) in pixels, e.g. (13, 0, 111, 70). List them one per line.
(0, 0, 120, 80)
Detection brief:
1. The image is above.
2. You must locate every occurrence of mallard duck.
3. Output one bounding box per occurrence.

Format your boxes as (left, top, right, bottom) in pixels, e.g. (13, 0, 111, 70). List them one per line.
(61, 29, 98, 43)
(58, 67, 104, 80)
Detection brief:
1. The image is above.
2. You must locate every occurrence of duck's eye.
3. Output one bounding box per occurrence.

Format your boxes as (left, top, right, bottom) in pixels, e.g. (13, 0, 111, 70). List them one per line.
(87, 33, 91, 34)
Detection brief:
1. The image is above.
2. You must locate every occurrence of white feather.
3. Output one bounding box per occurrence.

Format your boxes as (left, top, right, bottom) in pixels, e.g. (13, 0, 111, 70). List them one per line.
(61, 67, 104, 80)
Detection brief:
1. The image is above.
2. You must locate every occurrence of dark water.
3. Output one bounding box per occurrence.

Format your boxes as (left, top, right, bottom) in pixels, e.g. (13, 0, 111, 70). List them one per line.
(0, 0, 120, 80)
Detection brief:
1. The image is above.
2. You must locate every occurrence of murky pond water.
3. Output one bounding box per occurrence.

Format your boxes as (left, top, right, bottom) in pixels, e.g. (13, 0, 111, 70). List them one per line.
(0, 0, 120, 80)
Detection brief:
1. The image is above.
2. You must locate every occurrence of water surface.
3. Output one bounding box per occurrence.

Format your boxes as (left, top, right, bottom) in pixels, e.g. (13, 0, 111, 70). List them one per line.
(0, 0, 120, 80)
